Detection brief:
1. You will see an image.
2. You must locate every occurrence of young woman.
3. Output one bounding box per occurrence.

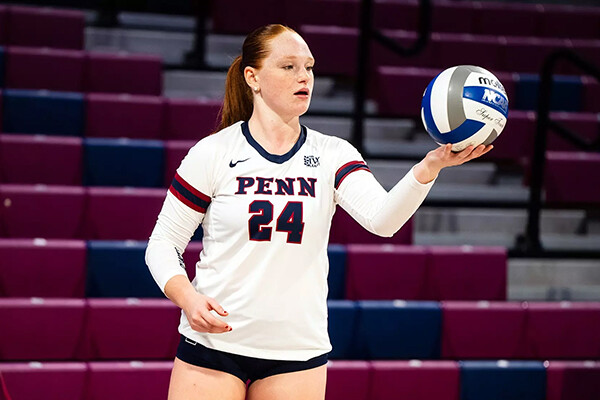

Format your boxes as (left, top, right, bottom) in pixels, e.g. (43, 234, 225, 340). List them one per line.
(146, 24, 492, 400)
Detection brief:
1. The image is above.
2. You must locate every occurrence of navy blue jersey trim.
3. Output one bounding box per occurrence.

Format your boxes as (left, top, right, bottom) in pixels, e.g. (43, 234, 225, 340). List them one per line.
(241, 121, 307, 164)
(335, 161, 370, 189)
(170, 174, 211, 213)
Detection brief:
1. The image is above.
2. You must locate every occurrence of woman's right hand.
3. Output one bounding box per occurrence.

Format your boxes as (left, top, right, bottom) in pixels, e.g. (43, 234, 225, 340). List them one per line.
(183, 293, 232, 334)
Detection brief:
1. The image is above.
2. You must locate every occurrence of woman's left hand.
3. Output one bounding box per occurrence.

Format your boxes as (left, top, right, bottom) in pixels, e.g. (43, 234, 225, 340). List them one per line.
(413, 143, 494, 184)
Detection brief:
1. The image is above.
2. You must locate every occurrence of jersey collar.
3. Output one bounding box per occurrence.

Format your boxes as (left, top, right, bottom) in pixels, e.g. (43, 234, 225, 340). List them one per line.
(241, 121, 307, 164)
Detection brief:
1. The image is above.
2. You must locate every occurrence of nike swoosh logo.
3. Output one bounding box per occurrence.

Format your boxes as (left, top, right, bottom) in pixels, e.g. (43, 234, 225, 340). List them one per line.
(229, 158, 250, 168)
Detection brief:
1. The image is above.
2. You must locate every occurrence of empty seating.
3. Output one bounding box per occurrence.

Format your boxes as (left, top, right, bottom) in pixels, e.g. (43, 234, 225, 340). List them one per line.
(486, 110, 535, 162)
(460, 361, 546, 400)
(1, 89, 85, 136)
(0, 362, 87, 400)
(0, 134, 83, 185)
(327, 244, 347, 300)
(327, 300, 358, 359)
(86, 240, 163, 298)
(5, 6, 85, 50)
(515, 75, 583, 112)
(0, 47, 5, 87)
(581, 76, 600, 113)
(546, 361, 600, 400)
(325, 361, 370, 400)
(0, 184, 85, 238)
(427, 246, 507, 301)
(85, 93, 165, 139)
(0, 6, 6, 45)
(355, 300, 441, 359)
(441, 301, 528, 359)
(0, 238, 86, 298)
(329, 207, 412, 244)
(0, 298, 86, 360)
(4, 46, 85, 92)
(164, 140, 195, 187)
(504, 37, 573, 74)
(545, 152, 600, 206)
(541, 5, 600, 40)
(85, 52, 162, 95)
(345, 244, 428, 300)
(527, 302, 600, 359)
(83, 138, 165, 188)
(370, 360, 460, 400)
(84, 299, 180, 360)
(474, 3, 543, 37)
(84, 187, 166, 240)
(163, 98, 220, 140)
(86, 361, 172, 400)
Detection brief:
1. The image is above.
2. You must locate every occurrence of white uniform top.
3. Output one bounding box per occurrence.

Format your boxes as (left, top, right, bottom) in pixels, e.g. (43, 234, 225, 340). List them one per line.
(146, 121, 435, 360)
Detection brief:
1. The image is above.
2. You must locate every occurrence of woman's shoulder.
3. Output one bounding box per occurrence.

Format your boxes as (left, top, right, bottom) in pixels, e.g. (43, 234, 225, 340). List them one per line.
(189, 121, 243, 154)
(304, 125, 357, 152)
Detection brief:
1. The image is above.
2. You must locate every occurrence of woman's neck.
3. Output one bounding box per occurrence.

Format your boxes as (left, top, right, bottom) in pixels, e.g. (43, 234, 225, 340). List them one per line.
(248, 113, 301, 156)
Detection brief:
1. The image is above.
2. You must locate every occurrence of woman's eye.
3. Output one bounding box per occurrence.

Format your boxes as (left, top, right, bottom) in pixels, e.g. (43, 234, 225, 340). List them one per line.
(283, 65, 294, 70)
(306, 66, 314, 72)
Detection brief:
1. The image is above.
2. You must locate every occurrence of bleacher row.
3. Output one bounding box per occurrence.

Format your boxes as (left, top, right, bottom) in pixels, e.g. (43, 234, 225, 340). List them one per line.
(212, 0, 600, 40)
(0, 239, 506, 300)
(1, 298, 599, 361)
(0, 359, 597, 400)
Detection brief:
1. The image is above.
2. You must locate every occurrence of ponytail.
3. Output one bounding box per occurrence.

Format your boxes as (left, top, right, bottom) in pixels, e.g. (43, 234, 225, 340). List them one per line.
(216, 55, 253, 132)
(215, 24, 297, 133)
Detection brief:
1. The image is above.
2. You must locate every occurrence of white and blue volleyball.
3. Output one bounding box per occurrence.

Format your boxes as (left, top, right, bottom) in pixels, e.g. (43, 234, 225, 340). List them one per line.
(421, 65, 508, 152)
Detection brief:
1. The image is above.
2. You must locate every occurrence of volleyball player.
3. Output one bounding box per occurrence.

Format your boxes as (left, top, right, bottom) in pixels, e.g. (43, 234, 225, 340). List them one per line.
(145, 24, 492, 400)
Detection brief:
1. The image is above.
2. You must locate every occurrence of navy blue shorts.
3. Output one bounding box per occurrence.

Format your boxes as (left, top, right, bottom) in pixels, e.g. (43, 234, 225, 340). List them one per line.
(176, 335, 328, 385)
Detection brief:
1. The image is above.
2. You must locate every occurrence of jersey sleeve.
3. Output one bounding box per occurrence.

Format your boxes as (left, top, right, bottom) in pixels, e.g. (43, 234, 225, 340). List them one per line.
(332, 139, 435, 237)
(145, 139, 216, 292)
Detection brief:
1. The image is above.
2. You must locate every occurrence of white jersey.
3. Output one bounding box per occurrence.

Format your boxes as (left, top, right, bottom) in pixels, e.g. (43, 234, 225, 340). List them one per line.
(146, 121, 435, 360)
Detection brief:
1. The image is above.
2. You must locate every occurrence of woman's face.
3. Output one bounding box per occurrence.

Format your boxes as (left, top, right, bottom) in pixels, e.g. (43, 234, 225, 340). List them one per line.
(249, 31, 315, 120)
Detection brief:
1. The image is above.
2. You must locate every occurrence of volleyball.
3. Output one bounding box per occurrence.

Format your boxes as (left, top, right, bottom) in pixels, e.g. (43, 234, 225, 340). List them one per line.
(421, 65, 509, 152)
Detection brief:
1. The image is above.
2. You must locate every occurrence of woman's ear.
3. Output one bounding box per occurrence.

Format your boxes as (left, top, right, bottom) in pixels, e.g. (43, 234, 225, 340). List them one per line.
(244, 66, 259, 90)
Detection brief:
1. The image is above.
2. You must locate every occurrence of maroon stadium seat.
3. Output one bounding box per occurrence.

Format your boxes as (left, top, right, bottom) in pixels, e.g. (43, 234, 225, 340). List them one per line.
(163, 140, 195, 187)
(503, 37, 573, 74)
(84, 187, 166, 240)
(372, 30, 435, 70)
(0, 134, 83, 185)
(211, 0, 286, 34)
(432, 33, 505, 73)
(84, 52, 162, 95)
(541, 5, 600, 40)
(527, 302, 600, 359)
(431, 1, 475, 34)
(329, 207, 412, 245)
(547, 113, 599, 152)
(441, 301, 528, 359)
(5, 46, 85, 92)
(0, 184, 85, 238)
(546, 361, 600, 400)
(345, 244, 427, 300)
(286, 0, 360, 30)
(545, 152, 600, 206)
(374, 66, 436, 117)
(0, 362, 87, 400)
(427, 246, 507, 301)
(86, 361, 172, 400)
(0, 238, 86, 297)
(0, 298, 86, 360)
(325, 361, 370, 400)
(163, 98, 220, 140)
(474, 2, 544, 37)
(84, 299, 180, 360)
(85, 93, 165, 139)
(369, 360, 460, 400)
(6, 6, 84, 50)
